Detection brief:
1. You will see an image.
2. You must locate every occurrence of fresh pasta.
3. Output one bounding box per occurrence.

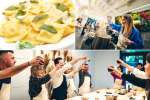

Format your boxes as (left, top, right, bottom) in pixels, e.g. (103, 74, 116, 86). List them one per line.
(0, 0, 75, 45)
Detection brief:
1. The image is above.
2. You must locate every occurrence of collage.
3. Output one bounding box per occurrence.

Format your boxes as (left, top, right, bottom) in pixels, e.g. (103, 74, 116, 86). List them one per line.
(0, 0, 150, 100)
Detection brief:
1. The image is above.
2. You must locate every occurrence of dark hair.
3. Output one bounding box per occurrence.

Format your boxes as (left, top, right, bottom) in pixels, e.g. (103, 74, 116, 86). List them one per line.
(54, 57, 63, 65)
(82, 63, 88, 65)
(0, 50, 14, 56)
(146, 53, 150, 63)
(137, 63, 143, 66)
(76, 17, 82, 22)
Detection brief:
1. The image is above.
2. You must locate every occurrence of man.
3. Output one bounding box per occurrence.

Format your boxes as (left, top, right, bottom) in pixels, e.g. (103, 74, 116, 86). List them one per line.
(78, 63, 92, 95)
(136, 63, 144, 71)
(111, 53, 150, 100)
(0, 50, 44, 100)
(49, 56, 87, 100)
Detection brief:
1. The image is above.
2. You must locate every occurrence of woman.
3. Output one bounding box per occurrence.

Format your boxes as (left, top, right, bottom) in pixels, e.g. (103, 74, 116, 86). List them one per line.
(29, 65, 51, 100)
(110, 14, 144, 49)
(108, 66, 123, 89)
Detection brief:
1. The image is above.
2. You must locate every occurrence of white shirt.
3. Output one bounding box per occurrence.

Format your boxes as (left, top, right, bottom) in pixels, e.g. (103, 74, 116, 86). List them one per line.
(67, 78, 77, 98)
(50, 63, 72, 89)
(132, 68, 147, 79)
(0, 84, 11, 100)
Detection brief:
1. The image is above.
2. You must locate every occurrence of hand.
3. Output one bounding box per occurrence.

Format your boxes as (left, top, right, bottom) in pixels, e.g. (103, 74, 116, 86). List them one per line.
(116, 59, 124, 65)
(108, 66, 115, 72)
(29, 56, 44, 66)
(80, 56, 88, 60)
(127, 40, 134, 45)
(44, 54, 50, 66)
(125, 38, 134, 45)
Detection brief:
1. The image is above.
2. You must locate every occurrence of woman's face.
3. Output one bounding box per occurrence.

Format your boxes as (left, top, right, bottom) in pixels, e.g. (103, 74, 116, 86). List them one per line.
(121, 17, 128, 26)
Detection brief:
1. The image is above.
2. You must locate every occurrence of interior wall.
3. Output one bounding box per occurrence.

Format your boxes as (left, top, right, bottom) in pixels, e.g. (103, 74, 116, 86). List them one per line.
(11, 50, 34, 100)
(93, 50, 120, 89)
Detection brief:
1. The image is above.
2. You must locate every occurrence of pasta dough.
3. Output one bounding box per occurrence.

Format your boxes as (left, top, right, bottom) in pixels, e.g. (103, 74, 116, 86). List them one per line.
(0, 0, 75, 45)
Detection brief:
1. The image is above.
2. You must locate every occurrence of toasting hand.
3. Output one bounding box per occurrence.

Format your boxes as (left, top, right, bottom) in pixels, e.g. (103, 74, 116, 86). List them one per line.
(29, 56, 45, 66)
(116, 59, 125, 65)
(107, 66, 115, 72)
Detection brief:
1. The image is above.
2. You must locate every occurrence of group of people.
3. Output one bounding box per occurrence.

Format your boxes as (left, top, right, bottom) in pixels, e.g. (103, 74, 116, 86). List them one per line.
(76, 14, 144, 50)
(108, 53, 150, 100)
(0, 50, 92, 100)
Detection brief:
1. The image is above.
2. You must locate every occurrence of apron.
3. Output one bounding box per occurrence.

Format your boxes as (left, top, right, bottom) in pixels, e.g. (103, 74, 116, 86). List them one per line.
(51, 75, 67, 100)
(67, 78, 78, 98)
(33, 85, 49, 100)
(79, 76, 91, 95)
(113, 79, 122, 89)
(0, 78, 11, 100)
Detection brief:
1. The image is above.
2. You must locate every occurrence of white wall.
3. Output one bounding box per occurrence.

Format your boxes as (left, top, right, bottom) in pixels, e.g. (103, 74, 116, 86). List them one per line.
(93, 50, 120, 89)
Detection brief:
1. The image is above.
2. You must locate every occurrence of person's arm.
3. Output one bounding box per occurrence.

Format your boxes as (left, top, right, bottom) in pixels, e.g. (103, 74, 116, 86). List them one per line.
(66, 66, 82, 77)
(117, 59, 134, 72)
(117, 59, 146, 78)
(132, 68, 147, 79)
(0, 62, 30, 79)
(0, 56, 44, 79)
(39, 74, 51, 84)
(70, 56, 87, 66)
(110, 24, 121, 32)
(108, 66, 147, 88)
(121, 73, 146, 88)
(60, 56, 88, 72)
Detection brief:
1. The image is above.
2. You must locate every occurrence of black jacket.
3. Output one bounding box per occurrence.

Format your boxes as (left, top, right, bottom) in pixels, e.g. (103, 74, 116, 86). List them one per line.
(122, 73, 150, 100)
(78, 70, 92, 88)
(0, 78, 11, 90)
(29, 74, 51, 99)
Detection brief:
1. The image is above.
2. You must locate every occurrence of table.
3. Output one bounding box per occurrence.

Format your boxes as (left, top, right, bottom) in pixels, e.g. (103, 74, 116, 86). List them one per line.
(68, 89, 147, 100)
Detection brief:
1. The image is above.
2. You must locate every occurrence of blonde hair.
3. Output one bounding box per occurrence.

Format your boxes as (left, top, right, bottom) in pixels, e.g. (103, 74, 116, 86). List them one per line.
(121, 15, 134, 37)
(96, 18, 110, 38)
(31, 65, 46, 77)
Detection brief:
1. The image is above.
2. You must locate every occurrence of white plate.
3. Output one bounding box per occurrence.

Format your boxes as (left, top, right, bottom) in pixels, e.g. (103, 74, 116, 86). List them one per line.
(0, 0, 75, 50)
